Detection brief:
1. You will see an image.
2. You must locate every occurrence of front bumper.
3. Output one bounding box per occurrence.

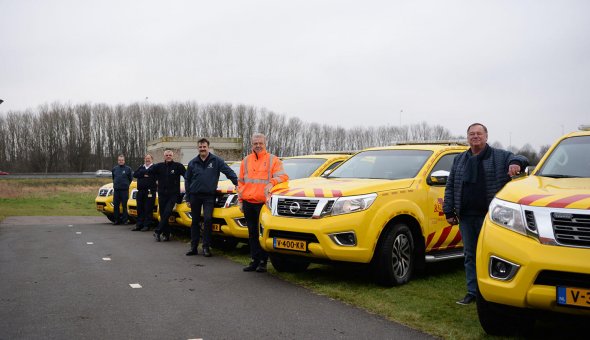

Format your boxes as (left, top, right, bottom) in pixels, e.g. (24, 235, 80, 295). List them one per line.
(95, 196, 114, 215)
(477, 217, 590, 315)
(259, 205, 376, 263)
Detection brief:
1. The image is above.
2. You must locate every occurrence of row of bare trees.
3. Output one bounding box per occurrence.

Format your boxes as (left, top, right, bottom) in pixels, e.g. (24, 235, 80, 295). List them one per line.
(0, 101, 544, 172)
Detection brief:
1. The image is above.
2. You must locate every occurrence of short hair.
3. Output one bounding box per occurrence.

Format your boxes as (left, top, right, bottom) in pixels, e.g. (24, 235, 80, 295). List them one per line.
(144, 153, 153, 159)
(197, 138, 210, 146)
(118, 154, 125, 159)
(467, 123, 488, 133)
(251, 133, 266, 141)
(164, 149, 173, 155)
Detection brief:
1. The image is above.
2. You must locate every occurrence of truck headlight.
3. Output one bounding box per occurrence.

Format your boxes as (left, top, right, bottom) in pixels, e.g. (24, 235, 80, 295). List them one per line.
(331, 193, 377, 216)
(489, 198, 526, 235)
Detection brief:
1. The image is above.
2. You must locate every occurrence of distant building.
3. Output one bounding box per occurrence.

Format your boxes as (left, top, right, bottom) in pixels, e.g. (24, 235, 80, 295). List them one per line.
(147, 137, 243, 163)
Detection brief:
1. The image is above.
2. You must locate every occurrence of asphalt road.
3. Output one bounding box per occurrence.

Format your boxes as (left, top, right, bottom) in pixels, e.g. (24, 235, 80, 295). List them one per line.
(0, 216, 434, 340)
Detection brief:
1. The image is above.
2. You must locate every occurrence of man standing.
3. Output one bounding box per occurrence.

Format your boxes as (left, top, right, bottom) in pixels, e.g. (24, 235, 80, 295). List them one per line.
(111, 154, 133, 225)
(443, 123, 528, 305)
(185, 138, 238, 257)
(148, 150, 186, 242)
(238, 133, 288, 272)
(132, 154, 157, 231)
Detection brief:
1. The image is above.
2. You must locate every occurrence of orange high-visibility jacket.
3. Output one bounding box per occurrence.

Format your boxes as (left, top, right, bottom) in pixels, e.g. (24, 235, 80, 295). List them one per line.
(238, 150, 288, 204)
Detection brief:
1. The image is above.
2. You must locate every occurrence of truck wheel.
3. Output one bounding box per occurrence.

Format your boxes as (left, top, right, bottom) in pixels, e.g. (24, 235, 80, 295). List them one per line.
(211, 236, 239, 250)
(269, 254, 310, 272)
(373, 223, 415, 286)
(476, 289, 534, 336)
(106, 214, 115, 222)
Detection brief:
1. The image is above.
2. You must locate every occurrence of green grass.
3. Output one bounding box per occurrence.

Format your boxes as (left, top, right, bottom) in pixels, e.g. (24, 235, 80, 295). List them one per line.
(0, 178, 582, 339)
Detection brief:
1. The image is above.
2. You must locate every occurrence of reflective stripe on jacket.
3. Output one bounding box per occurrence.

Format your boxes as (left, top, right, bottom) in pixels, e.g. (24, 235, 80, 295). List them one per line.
(238, 150, 288, 204)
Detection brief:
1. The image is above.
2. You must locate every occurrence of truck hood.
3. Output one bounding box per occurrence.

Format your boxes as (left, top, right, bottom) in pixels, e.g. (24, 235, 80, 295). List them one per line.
(497, 176, 590, 209)
(217, 179, 237, 194)
(271, 177, 415, 198)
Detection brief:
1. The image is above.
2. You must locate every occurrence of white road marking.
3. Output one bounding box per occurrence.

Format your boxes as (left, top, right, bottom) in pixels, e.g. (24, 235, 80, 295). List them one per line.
(68, 225, 73, 227)
(102, 257, 111, 261)
(129, 283, 142, 288)
(86, 242, 94, 245)
(76, 232, 82, 234)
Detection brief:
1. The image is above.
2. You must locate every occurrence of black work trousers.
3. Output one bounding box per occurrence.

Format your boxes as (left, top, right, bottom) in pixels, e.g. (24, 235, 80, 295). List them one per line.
(136, 189, 156, 229)
(155, 193, 177, 236)
(243, 201, 267, 264)
(189, 195, 215, 250)
(113, 188, 129, 223)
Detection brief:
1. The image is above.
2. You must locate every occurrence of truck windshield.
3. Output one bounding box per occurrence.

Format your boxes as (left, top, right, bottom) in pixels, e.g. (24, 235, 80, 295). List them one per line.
(328, 150, 432, 180)
(537, 136, 590, 178)
(282, 158, 326, 180)
(219, 162, 241, 181)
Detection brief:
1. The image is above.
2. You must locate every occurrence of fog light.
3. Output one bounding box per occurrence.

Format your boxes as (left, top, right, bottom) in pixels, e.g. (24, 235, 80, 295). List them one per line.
(329, 231, 357, 246)
(234, 218, 247, 227)
(186, 212, 192, 219)
(489, 255, 520, 281)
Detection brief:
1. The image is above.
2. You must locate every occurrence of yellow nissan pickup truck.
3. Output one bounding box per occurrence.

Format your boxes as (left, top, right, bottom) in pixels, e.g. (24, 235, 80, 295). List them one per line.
(95, 182, 137, 223)
(259, 142, 469, 286)
(476, 126, 590, 335)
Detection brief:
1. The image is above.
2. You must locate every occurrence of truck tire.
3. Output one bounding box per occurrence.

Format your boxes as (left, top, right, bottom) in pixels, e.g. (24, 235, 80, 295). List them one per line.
(476, 289, 534, 336)
(269, 254, 310, 272)
(373, 223, 415, 286)
(106, 214, 115, 222)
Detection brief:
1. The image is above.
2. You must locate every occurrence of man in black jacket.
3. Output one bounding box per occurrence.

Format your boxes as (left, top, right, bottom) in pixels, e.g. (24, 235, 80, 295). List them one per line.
(185, 138, 238, 257)
(148, 150, 186, 242)
(111, 155, 133, 225)
(132, 154, 157, 231)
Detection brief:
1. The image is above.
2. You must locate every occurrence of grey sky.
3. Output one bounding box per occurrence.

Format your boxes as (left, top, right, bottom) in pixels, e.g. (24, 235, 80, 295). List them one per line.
(1, 0, 589, 150)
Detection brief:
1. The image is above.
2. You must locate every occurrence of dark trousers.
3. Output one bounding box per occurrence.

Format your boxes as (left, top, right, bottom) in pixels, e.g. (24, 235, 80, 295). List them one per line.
(136, 189, 156, 229)
(458, 214, 485, 296)
(243, 201, 267, 264)
(113, 189, 129, 223)
(155, 193, 176, 236)
(189, 195, 215, 250)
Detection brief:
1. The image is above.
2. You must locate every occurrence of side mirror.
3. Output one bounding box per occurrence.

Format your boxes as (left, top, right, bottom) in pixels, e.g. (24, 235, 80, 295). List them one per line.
(428, 170, 449, 186)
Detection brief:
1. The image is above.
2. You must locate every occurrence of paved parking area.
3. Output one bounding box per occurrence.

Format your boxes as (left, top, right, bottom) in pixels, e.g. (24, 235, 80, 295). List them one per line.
(0, 217, 434, 340)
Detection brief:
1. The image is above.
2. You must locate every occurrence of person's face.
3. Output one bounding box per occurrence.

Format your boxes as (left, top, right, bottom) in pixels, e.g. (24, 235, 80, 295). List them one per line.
(164, 151, 174, 162)
(144, 155, 153, 165)
(198, 142, 209, 157)
(251, 137, 266, 153)
(118, 157, 125, 165)
(467, 125, 488, 150)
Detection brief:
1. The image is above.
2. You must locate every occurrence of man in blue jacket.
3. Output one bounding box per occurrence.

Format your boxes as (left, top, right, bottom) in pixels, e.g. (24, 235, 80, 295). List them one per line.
(185, 138, 238, 257)
(443, 123, 528, 305)
(111, 154, 133, 225)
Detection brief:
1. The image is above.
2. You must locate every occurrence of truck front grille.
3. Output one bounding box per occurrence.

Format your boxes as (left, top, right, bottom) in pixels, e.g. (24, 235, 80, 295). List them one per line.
(552, 213, 590, 248)
(277, 198, 318, 218)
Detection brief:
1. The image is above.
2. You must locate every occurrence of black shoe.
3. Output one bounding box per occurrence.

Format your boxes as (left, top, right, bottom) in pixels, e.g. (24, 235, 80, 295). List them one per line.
(186, 249, 198, 256)
(140, 227, 149, 232)
(202, 248, 212, 257)
(162, 234, 170, 242)
(255, 262, 267, 273)
(243, 261, 259, 272)
(153, 233, 161, 242)
(456, 294, 476, 305)
(113, 221, 121, 225)
(131, 227, 142, 231)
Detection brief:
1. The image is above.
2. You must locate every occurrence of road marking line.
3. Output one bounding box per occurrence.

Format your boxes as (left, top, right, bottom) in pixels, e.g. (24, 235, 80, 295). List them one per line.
(187, 338, 203, 340)
(102, 257, 111, 261)
(76, 232, 82, 234)
(87, 242, 94, 245)
(129, 283, 142, 288)
(68, 225, 73, 227)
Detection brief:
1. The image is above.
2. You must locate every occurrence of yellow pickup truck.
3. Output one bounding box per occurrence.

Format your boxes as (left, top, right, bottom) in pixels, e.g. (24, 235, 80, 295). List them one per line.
(260, 142, 469, 286)
(476, 127, 590, 335)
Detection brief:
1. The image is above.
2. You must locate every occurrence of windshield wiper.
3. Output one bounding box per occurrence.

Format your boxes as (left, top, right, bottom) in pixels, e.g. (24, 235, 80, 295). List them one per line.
(539, 174, 581, 178)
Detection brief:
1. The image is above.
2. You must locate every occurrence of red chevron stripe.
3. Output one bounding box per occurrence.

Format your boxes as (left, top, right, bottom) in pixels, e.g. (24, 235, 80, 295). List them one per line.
(331, 190, 343, 197)
(518, 194, 552, 205)
(431, 226, 452, 250)
(291, 190, 306, 197)
(425, 232, 435, 248)
(314, 189, 325, 197)
(447, 230, 463, 248)
(546, 194, 590, 208)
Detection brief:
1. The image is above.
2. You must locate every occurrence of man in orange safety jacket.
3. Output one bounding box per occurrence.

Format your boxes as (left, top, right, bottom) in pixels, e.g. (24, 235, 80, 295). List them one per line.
(238, 133, 288, 273)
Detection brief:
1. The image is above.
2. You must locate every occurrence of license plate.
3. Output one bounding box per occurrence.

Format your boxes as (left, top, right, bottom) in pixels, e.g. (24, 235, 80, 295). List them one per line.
(273, 238, 306, 252)
(212, 223, 221, 232)
(557, 286, 590, 308)
(97, 205, 104, 211)
(128, 208, 137, 216)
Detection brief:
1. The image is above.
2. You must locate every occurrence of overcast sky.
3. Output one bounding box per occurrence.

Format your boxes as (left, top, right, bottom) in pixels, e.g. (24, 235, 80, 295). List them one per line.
(1, 0, 589, 150)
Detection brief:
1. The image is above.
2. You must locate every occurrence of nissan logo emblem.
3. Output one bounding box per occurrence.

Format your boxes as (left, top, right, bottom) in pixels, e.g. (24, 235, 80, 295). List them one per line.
(289, 202, 301, 214)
